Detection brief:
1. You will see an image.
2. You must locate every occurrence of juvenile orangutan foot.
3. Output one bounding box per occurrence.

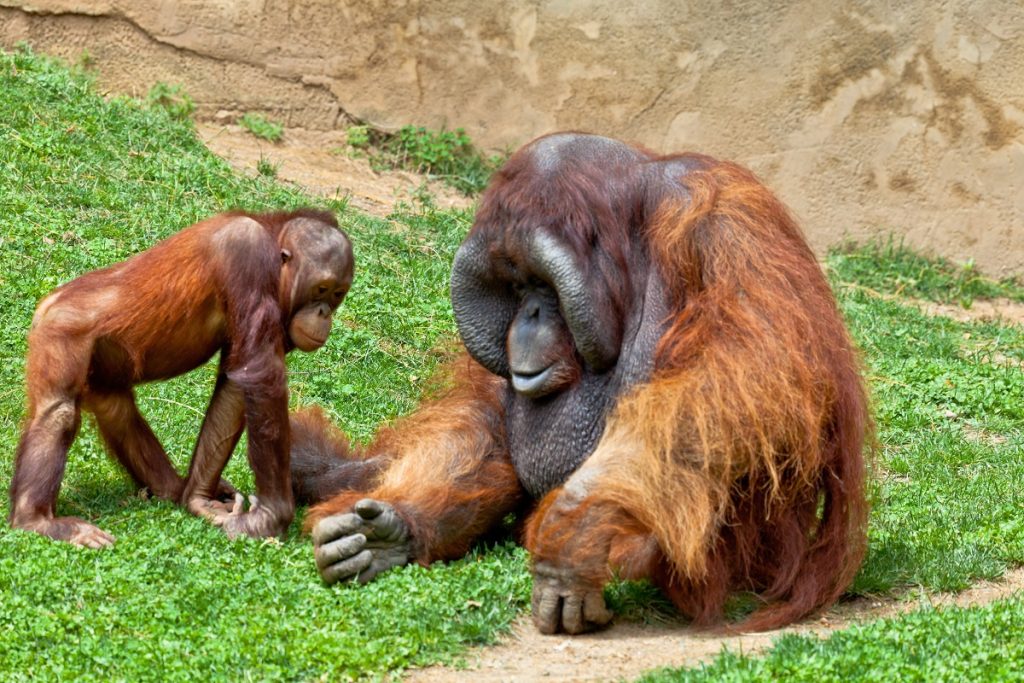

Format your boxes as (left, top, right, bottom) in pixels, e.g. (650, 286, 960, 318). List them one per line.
(221, 495, 292, 539)
(531, 561, 613, 635)
(186, 492, 238, 524)
(312, 498, 411, 585)
(12, 515, 115, 549)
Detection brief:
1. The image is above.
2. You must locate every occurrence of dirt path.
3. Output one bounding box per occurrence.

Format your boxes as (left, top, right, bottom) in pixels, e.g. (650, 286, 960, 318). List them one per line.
(197, 123, 473, 217)
(915, 297, 1024, 327)
(406, 569, 1024, 682)
(199, 124, 1024, 683)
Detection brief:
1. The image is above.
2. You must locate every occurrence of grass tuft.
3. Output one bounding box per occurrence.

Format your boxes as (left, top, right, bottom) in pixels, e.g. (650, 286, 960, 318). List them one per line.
(239, 112, 284, 143)
(828, 238, 1024, 306)
(146, 81, 196, 122)
(343, 124, 504, 195)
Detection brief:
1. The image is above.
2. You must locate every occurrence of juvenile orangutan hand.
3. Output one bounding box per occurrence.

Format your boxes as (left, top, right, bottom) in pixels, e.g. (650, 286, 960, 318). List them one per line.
(312, 498, 411, 585)
(531, 560, 613, 635)
(189, 493, 293, 539)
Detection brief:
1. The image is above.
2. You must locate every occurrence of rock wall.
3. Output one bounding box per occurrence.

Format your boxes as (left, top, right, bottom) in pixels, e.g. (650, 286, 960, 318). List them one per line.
(2, 0, 1023, 275)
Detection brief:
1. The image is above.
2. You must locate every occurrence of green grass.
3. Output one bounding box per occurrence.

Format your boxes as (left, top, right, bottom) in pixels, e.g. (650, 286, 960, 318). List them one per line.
(345, 123, 503, 195)
(831, 254, 1024, 595)
(239, 112, 284, 143)
(829, 239, 1024, 306)
(3, 45, 1024, 682)
(641, 597, 1024, 682)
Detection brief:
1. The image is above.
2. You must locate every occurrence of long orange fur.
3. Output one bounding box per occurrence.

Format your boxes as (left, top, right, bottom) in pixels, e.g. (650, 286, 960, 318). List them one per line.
(305, 154, 870, 632)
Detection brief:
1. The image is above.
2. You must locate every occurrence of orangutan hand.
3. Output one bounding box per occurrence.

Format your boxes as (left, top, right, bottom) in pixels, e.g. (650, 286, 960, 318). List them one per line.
(531, 560, 613, 635)
(312, 498, 411, 585)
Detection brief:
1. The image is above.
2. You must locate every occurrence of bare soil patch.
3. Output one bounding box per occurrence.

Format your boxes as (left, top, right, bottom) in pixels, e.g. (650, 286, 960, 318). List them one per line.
(406, 569, 1024, 682)
(915, 297, 1024, 327)
(196, 123, 474, 217)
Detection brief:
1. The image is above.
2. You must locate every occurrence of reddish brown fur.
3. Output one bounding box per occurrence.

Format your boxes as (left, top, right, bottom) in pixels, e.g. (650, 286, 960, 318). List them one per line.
(526, 159, 870, 630)
(305, 139, 869, 632)
(10, 209, 351, 547)
(305, 358, 523, 563)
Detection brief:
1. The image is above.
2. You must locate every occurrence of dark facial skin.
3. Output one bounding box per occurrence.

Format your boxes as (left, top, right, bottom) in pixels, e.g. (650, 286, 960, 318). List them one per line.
(446, 131, 708, 501)
(279, 218, 354, 353)
(506, 285, 577, 398)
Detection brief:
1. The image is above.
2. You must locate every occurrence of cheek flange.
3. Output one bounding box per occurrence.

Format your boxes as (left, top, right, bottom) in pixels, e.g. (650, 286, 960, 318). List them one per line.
(527, 231, 620, 371)
(450, 234, 516, 377)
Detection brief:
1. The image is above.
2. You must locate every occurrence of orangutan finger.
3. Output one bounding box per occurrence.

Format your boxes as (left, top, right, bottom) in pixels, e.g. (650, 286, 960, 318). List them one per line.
(354, 498, 385, 520)
(533, 586, 562, 635)
(561, 593, 585, 634)
(312, 512, 365, 545)
(320, 549, 373, 585)
(315, 533, 366, 569)
(584, 592, 613, 626)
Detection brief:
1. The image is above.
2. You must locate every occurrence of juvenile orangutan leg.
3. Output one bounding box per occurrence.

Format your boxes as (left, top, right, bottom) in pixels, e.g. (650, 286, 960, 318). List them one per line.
(87, 389, 185, 501)
(10, 334, 116, 548)
(9, 394, 116, 548)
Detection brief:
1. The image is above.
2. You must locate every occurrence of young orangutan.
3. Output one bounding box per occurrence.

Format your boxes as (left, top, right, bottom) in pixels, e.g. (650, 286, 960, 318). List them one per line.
(10, 209, 353, 548)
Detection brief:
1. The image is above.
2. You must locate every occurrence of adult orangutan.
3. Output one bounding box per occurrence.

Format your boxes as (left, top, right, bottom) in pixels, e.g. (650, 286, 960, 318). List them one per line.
(9, 209, 353, 548)
(291, 133, 870, 634)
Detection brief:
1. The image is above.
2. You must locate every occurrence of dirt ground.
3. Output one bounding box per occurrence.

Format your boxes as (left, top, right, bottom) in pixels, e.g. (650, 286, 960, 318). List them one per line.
(196, 123, 473, 217)
(407, 569, 1024, 682)
(915, 298, 1024, 327)
(201, 124, 1024, 683)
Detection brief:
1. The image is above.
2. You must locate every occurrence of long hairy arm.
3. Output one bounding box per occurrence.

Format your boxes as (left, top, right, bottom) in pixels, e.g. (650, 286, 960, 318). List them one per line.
(306, 357, 524, 582)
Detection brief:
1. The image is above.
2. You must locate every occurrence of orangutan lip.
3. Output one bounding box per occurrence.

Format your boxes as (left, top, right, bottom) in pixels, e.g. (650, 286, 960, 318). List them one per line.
(295, 332, 327, 348)
(511, 366, 553, 394)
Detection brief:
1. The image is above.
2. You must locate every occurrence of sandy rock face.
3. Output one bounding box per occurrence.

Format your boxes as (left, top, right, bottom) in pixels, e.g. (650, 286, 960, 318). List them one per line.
(1, 0, 1022, 275)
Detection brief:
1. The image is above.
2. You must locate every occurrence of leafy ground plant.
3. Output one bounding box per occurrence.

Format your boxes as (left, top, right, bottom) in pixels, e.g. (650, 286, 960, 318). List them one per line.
(146, 81, 195, 121)
(346, 123, 503, 195)
(239, 112, 284, 143)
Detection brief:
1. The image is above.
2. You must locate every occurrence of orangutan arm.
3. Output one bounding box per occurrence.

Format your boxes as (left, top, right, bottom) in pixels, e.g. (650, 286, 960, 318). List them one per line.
(304, 358, 524, 584)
